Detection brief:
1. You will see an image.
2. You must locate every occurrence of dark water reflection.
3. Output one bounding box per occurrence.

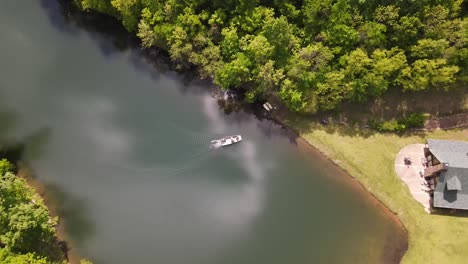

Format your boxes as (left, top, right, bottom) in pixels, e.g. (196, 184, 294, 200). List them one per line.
(0, 1, 406, 263)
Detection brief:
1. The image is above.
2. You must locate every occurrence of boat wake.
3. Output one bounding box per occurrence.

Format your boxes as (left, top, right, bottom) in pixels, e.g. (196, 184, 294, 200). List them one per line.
(105, 146, 217, 181)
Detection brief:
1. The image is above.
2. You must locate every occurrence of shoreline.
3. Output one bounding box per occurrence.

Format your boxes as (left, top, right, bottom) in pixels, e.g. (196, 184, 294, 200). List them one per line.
(266, 114, 409, 262)
(16, 163, 81, 264)
(44, 0, 409, 262)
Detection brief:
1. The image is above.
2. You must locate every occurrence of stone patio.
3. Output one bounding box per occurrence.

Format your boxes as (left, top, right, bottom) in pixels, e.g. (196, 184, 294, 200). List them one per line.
(395, 144, 432, 213)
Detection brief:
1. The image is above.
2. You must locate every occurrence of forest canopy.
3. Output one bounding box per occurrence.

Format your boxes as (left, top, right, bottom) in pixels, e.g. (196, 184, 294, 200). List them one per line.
(0, 159, 65, 264)
(76, 0, 468, 113)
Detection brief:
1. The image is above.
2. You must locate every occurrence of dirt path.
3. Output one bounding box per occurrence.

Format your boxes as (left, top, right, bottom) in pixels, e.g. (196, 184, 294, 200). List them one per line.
(425, 113, 468, 130)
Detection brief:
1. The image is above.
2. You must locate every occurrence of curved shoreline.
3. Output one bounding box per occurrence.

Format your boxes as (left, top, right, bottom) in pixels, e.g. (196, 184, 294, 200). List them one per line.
(36, 1, 409, 262)
(266, 115, 409, 262)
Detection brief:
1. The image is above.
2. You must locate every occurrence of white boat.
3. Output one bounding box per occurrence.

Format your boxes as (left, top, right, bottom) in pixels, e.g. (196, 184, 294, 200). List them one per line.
(211, 135, 242, 148)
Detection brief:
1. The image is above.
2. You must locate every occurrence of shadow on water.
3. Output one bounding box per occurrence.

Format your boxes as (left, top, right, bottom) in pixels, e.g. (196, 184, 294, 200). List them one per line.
(44, 183, 95, 245)
(0, 98, 25, 166)
(0, 107, 16, 140)
(43, 0, 222, 97)
(23, 127, 53, 160)
(38, 0, 300, 148)
(0, 105, 52, 165)
(19, 166, 96, 262)
(0, 96, 95, 251)
(39, 0, 79, 35)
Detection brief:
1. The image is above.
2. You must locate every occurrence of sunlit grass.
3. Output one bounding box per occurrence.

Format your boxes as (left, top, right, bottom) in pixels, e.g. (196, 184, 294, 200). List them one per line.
(287, 116, 468, 264)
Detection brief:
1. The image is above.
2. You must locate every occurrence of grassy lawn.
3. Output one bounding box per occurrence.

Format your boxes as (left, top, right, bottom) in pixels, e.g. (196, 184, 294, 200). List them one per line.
(286, 117, 468, 264)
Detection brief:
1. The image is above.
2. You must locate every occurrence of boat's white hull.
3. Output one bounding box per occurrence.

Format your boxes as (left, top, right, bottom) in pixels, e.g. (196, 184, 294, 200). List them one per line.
(211, 135, 242, 148)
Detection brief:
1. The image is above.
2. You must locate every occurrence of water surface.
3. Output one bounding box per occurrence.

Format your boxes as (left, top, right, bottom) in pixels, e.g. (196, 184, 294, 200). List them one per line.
(0, 1, 406, 263)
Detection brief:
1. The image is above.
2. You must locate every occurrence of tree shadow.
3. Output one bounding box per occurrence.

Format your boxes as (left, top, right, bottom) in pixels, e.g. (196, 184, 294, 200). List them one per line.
(39, 0, 302, 147)
(341, 86, 467, 121)
(0, 126, 52, 168)
(0, 99, 25, 166)
(255, 119, 298, 145)
(43, 183, 96, 245)
(46, 0, 217, 97)
(39, 0, 80, 35)
(40, 0, 136, 57)
(22, 127, 53, 160)
(0, 97, 17, 142)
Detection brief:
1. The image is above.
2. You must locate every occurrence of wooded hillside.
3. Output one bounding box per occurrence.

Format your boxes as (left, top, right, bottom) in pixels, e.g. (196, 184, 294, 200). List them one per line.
(76, 0, 468, 113)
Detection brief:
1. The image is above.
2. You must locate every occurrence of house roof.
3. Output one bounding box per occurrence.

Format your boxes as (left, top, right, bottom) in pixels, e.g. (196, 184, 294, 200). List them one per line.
(427, 139, 468, 168)
(430, 139, 468, 210)
(434, 168, 468, 209)
(447, 175, 462, 191)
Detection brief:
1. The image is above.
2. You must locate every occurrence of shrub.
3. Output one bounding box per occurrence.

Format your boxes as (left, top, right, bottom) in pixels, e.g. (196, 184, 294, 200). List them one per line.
(372, 119, 406, 132)
(369, 112, 426, 133)
(402, 112, 426, 128)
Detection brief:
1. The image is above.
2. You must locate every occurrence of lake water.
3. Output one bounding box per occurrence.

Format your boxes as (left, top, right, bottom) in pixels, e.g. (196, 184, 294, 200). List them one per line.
(0, 1, 406, 263)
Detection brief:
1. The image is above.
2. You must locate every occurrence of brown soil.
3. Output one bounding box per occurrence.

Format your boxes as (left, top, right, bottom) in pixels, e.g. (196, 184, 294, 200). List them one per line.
(425, 112, 468, 130)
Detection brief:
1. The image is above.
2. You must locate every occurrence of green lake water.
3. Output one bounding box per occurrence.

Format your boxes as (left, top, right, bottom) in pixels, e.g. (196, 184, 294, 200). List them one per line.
(0, 1, 406, 263)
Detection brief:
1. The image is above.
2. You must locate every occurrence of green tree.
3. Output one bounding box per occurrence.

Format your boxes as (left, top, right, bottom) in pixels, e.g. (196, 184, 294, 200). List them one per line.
(373, 5, 400, 27)
(0, 159, 62, 261)
(0, 250, 50, 264)
(168, 26, 192, 69)
(220, 27, 240, 60)
(215, 52, 252, 89)
(423, 5, 450, 39)
(397, 59, 459, 91)
(371, 48, 408, 87)
(285, 43, 334, 99)
(110, 0, 140, 31)
(190, 43, 223, 79)
(279, 79, 307, 112)
(316, 71, 350, 110)
(323, 0, 359, 53)
(232, 6, 274, 33)
(0, 158, 13, 175)
(261, 16, 299, 67)
(411, 39, 449, 59)
(302, 0, 333, 36)
(392, 16, 423, 47)
(255, 60, 285, 98)
(324, 24, 359, 53)
(359, 22, 387, 49)
(241, 35, 274, 65)
(137, 19, 155, 48)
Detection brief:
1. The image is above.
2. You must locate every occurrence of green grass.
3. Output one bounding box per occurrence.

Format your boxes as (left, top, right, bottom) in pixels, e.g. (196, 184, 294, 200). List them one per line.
(287, 117, 468, 264)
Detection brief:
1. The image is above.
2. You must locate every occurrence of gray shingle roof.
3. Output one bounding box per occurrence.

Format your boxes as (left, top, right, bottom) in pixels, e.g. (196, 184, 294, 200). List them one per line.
(447, 176, 462, 191)
(427, 139, 468, 168)
(430, 139, 468, 210)
(434, 168, 468, 209)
